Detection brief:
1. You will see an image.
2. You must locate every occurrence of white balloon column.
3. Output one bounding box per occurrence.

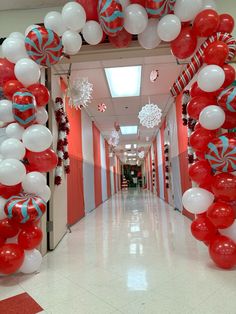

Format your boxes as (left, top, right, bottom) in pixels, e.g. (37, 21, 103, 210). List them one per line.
(0, 0, 235, 274)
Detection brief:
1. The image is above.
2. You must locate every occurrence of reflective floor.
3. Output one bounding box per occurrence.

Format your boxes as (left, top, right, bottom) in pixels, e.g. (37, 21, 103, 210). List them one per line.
(1, 189, 236, 313)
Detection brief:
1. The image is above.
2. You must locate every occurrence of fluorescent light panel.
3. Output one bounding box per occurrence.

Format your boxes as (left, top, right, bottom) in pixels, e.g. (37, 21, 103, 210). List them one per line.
(133, 144, 137, 149)
(128, 153, 136, 157)
(125, 144, 132, 149)
(105, 66, 142, 98)
(120, 126, 138, 135)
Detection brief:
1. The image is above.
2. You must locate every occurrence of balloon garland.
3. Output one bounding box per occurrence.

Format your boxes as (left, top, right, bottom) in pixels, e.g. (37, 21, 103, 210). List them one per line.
(0, 0, 235, 274)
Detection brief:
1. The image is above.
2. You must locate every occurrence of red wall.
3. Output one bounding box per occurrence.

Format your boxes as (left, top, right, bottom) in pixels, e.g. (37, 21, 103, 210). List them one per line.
(66, 99, 85, 225)
(105, 141, 111, 198)
(92, 123, 102, 208)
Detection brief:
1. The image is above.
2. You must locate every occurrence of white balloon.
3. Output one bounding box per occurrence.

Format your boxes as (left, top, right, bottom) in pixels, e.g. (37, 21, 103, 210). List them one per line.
(62, 2, 86, 32)
(124, 4, 148, 35)
(22, 171, 46, 195)
(202, 0, 217, 10)
(182, 187, 214, 214)
(19, 249, 42, 274)
(62, 31, 82, 55)
(157, 14, 181, 42)
(199, 105, 225, 130)
(0, 154, 3, 163)
(0, 159, 26, 186)
(0, 197, 7, 220)
(9, 32, 25, 41)
(174, 0, 203, 22)
(6, 123, 24, 140)
(44, 11, 67, 36)
(138, 19, 161, 49)
(82, 21, 103, 45)
(197, 65, 225, 92)
(0, 100, 14, 123)
(221, 220, 236, 242)
(2, 37, 28, 64)
(22, 125, 53, 152)
(25, 25, 40, 36)
(37, 185, 51, 202)
(36, 107, 48, 125)
(0, 138, 25, 160)
(14, 58, 41, 87)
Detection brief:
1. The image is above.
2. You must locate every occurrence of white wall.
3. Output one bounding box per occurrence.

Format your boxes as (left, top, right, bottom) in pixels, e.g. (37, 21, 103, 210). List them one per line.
(81, 109, 95, 213)
(100, 134, 107, 202)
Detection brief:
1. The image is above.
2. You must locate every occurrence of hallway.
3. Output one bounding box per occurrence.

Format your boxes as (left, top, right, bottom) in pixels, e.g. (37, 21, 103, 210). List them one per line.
(1, 190, 236, 313)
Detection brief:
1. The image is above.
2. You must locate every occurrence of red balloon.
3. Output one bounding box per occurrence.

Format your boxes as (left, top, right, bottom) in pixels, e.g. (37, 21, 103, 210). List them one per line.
(190, 82, 209, 98)
(194, 122, 219, 134)
(25, 149, 58, 173)
(199, 182, 213, 193)
(0, 58, 16, 88)
(191, 216, 217, 242)
(187, 96, 215, 120)
(204, 41, 229, 66)
(76, 0, 99, 21)
(3, 80, 24, 100)
(109, 28, 132, 48)
(209, 235, 236, 269)
(0, 236, 5, 247)
(222, 64, 236, 89)
(211, 173, 236, 202)
(0, 183, 22, 199)
(189, 129, 216, 151)
(0, 244, 24, 275)
(207, 201, 235, 229)
(28, 83, 50, 107)
(217, 14, 235, 34)
(189, 160, 212, 185)
(0, 219, 19, 239)
(193, 9, 219, 37)
(222, 110, 236, 129)
(171, 27, 197, 59)
(195, 150, 206, 161)
(131, 0, 145, 5)
(18, 224, 43, 250)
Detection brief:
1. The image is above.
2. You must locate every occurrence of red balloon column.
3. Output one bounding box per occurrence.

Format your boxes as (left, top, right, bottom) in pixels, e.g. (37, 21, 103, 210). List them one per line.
(179, 8, 236, 269)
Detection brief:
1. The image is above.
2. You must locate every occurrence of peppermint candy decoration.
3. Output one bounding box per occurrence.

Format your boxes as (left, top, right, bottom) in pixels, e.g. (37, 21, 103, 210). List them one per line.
(218, 86, 236, 113)
(98, 103, 107, 112)
(5, 193, 46, 224)
(146, 0, 176, 18)
(205, 135, 236, 172)
(12, 89, 36, 127)
(25, 26, 63, 67)
(98, 0, 124, 37)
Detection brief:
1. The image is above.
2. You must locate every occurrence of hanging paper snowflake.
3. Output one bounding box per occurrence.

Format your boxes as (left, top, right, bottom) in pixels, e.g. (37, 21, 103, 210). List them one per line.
(138, 151, 145, 159)
(98, 103, 107, 112)
(108, 130, 120, 147)
(138, 103, 162, 128)
(69, 78, 93, 109)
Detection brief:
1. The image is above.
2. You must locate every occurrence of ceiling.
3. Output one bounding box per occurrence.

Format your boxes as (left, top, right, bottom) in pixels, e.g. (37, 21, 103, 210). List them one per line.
(0, 0, 67, 11)
(54, 54, 183, 162)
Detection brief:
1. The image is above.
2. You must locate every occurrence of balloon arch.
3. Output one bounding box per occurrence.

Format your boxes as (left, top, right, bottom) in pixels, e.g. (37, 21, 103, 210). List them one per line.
(0, 0, 236, 274)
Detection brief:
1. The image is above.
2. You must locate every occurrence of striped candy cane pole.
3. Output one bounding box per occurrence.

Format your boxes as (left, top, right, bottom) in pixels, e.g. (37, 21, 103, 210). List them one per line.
(170, 32, 236, 97)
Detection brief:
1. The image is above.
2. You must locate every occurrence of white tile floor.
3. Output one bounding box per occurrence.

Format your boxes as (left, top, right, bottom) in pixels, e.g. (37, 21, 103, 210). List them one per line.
(1, 189, 236, 314)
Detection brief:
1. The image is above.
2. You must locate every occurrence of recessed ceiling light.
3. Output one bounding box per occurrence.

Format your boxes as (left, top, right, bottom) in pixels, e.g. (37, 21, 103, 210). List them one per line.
(125, 144, 132, 149)
(105, 66, 142, 98)
(133, 144, 137, 149)
(120, 126, 138, 135)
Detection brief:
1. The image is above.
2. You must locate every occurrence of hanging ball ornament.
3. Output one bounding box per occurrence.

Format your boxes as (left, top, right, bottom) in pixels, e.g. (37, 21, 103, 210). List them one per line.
(98, 103, 107, 112)
(25, 26, 63, 67)
(98, 0, 124, 37)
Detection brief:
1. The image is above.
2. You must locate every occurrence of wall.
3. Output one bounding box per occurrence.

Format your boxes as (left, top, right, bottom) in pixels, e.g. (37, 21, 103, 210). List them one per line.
(146, 93, 192, 218)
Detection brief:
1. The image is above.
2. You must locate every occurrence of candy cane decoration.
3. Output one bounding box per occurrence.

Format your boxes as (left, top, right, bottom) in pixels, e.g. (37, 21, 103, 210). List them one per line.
(170, 33, 236, 97)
